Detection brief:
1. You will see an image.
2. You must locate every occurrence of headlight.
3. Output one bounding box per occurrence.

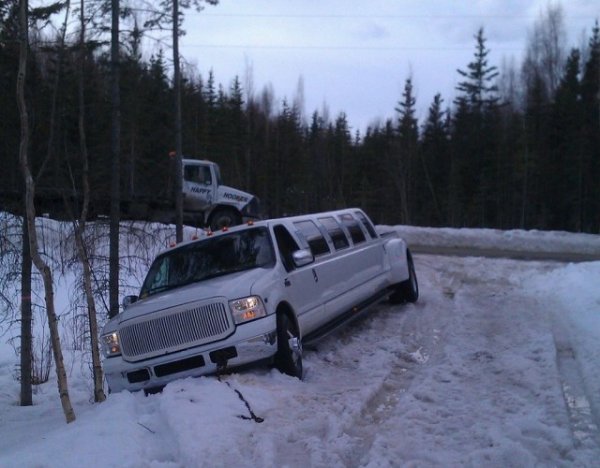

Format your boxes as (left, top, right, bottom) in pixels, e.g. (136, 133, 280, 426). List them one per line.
(101, 332, 121, 357)
(229, 296, 267, 324)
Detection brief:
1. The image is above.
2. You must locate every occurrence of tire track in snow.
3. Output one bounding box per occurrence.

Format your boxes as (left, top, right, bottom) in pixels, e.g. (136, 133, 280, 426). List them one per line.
(348, 255, 588, 466)
(324, 257, 452, 466)
(335, 306, 426, 466)
(333, 257, 463, 466)
(261, 300, 437, 467)
(132, 393, 182, 467)
(552, 323, 600, 450)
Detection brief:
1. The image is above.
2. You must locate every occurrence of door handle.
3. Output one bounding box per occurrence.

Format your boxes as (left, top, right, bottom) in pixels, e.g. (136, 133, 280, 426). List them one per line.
(284, 278, 291, 287)
(312, 269, 319, 283)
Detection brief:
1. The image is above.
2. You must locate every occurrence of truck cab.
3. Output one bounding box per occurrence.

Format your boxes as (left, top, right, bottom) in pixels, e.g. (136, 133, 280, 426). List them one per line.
(181, 159, 260, 230)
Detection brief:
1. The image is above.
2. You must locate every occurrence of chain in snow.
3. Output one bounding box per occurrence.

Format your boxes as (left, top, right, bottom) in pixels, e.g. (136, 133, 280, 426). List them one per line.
(216, 365, 264, 424)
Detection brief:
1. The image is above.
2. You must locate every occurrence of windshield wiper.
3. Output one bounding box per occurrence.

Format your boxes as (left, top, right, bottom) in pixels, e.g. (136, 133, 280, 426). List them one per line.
(142, 283, 179, 296)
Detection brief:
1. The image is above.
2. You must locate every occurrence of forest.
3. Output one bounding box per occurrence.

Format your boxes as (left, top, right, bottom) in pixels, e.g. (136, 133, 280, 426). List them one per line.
(1, 3, 599, 232)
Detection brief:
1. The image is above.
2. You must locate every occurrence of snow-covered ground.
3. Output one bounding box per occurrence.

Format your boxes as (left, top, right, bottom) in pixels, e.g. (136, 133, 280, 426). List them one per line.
(1, 219, 599, 467)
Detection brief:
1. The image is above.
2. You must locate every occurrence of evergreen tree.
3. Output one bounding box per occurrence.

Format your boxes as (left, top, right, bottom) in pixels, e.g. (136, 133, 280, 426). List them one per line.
(228, 76, 246, 188)
(549, 49, 582, 230)
(308, 111, 328, 211)
(496, 93, 526, 229)
(453, 27, 501, 227)
(0, 0, 20, 194)
(523, 70, 551, 229)
(456, 28, 499, 111)
(580, 22, 600, 232)
(393, 77, 418, 224)
(331, 113, 352, 208)
(203, 70, 218, 159)
(127, 52, 172, 200)
(420, 93, 448, 224)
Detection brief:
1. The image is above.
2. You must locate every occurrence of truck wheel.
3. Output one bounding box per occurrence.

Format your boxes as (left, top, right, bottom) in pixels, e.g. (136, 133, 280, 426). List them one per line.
(390, 250, 419, 304)
(209, 208, 241, 231)
(275, 313, 303, 379)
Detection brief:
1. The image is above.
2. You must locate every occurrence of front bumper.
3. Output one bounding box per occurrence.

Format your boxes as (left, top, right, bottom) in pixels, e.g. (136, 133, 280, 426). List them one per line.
(104, 316, 277, 392)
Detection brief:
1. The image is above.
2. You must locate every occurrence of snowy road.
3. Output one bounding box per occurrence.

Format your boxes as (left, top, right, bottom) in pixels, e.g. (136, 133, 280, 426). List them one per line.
(1, 252, 599, 467)
(410, 244, 600, 262)
(205, 253, 599, 467)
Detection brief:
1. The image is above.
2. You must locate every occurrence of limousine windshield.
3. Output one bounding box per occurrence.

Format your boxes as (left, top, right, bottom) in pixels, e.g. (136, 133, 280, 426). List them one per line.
(139, 227, 275, 298)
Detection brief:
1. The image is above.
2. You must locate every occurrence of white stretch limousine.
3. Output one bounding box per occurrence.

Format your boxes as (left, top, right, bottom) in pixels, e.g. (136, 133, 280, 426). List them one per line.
(101, 208, 418, 392)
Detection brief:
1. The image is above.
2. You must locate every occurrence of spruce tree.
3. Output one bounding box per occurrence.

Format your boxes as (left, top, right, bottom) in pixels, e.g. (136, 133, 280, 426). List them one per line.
(456, 28, 499, 111)
(420, 94, 448, 224)
(580, 22, 600, 232)
(453, 28, 501, 227)
(550, 49, 582, 230)
(393, 77, 418, 224)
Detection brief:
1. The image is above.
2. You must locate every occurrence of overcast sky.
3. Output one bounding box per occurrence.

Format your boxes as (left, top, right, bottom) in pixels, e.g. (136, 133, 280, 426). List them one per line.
(176, 0, 598, 132)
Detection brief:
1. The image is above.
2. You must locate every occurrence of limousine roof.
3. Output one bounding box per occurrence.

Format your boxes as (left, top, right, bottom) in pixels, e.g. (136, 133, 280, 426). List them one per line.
(167, 207, 375, 252)
(260, 207, 371, 227)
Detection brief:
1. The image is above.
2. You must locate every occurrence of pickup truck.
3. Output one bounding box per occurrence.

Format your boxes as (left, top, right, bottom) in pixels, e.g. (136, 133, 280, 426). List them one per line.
(100, 208, 418, 392)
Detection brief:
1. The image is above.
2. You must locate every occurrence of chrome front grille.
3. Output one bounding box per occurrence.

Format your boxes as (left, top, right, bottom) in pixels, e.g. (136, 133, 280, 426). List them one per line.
(120, 302, 233, 361)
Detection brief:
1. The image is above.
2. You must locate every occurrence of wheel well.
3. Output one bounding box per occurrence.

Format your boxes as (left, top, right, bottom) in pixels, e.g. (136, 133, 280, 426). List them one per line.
(207, 205, 243, 229)
(385, 238, 410, 284)
(275, 302, 300, 337)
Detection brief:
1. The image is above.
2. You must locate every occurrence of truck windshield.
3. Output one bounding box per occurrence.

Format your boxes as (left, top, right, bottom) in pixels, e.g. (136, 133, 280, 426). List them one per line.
(139, 227, 275, 298)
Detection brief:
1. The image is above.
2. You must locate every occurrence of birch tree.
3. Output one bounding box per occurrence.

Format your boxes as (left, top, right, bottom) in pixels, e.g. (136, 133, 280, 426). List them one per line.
(17, 0, 76, 423)
(72, 0, 106, 402)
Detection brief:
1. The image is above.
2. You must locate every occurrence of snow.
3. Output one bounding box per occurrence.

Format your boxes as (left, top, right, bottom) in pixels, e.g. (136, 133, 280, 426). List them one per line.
(388, 224, 600, 256)
(1, 217, 600, 467)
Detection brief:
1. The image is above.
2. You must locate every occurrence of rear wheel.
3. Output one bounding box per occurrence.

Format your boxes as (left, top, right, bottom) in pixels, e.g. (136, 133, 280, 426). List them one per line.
(209, 208, 241, 231)
(275, 313, 303, 379)
(390, 250, 419, 304)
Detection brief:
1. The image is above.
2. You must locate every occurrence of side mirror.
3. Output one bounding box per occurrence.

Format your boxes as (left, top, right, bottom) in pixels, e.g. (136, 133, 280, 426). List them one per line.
(292, 249, 314, 268)
(122, 295, 138, 309)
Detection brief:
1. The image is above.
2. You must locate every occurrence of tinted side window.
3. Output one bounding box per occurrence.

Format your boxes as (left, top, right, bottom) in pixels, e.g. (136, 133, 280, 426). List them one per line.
(184, 165, 199, 182)
(293, 220, 330, 256)
(183, 165, 212, 184)
(338, 213, 366, 244)
(318, 217, 349, 250)
(355, 211, 378, 239)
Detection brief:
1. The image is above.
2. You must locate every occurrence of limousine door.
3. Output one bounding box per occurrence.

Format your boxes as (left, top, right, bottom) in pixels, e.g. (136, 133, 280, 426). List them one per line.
(273, 225, 325, 335)
(319, 214, 387, 319)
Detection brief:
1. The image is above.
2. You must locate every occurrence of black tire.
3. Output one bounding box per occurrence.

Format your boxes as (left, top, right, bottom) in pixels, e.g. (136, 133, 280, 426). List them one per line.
(274, 313, 303, 379)
(390, 250, 419, 304)
(209, 208, 242, 231)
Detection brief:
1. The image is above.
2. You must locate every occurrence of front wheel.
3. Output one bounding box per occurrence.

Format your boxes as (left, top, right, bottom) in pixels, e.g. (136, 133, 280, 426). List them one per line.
(209, 208, 241, 231)
(274, 313, 303, 379)
(390, 250, 419, 304)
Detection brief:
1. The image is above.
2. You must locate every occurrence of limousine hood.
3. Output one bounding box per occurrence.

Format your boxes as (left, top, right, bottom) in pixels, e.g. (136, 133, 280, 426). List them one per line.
(113, 267, 271, 326)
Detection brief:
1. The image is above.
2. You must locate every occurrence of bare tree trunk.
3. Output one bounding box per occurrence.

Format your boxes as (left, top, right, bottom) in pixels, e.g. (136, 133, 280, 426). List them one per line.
(109, 0, 121, 319)
(76, 0, 105, 402)
(17, 0, 76, 423)
(173, 0, 184, 243)
(72, 221, 105, 402)
(19, 212, 32, 406)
